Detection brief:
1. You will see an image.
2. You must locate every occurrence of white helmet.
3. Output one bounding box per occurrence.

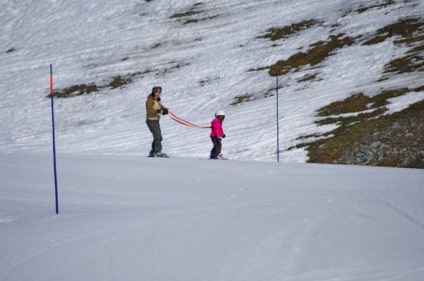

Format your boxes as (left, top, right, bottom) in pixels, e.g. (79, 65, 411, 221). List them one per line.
(215, 110, 225, 117)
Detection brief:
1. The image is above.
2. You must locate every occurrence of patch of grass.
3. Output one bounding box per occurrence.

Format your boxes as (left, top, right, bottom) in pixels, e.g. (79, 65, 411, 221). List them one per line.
(151, 43, 161, 49)
(53, 83, 99, 98)
(297, 73, 318, 83)
(230, 94, 253, 105)
(364, 18, 424, 46)
(317, 89, 409, 117)
(365, 18, 424, 75)
(269, 34, 354, 76)
(305, 118, 378, 163)
(296, 133, 324, 141)
(259, 19, 321, 41)
(198, 76, 220, 87)
(184, 18, 199, 24)
(51, 72, 145, 98)
(383, 51, 424, 74)
(316, 108, 387, 126)
(183, 15, 218, 25)
(248, 66, 267, 72)
(170, 3, 218, 25)
(355, 0, 395, 14)
(160, 61, 190, 74)
(171, 11, 202, 19)
(108, 75, 133, 89)
(372, 88, 410, 106)
(317, 93, 371, 116)
(230, 87, 282, 106)
(407, 44, 424, 54)
(170, 3, 213, 25)
(315, 89, 412, 125)
(298, 86, 424, 168)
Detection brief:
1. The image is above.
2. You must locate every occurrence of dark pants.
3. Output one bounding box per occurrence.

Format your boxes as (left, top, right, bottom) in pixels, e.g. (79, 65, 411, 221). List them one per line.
(146, 119, 162, 153)
(210, 136, 222, 158)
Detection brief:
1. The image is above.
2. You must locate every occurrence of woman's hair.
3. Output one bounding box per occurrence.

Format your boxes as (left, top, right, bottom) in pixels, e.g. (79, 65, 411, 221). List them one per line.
(149, 93, 160, 101)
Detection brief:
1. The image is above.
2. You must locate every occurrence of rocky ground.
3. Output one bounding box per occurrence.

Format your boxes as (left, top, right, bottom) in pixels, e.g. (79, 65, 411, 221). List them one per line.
(338, 101, 424, 168)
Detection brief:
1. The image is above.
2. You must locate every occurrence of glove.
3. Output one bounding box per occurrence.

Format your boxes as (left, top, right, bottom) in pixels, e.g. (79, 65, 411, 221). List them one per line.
(222, 134, 226, 138)
(162, 108, 169, 115)
(217, 138, 222, 142)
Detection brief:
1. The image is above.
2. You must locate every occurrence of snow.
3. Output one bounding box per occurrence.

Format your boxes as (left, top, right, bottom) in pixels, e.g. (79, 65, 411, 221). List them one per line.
(1, 152, 424, 281)
(1, 0, 423, 161)
(385, 91, 424, 115)
(1, 0, 424, 280)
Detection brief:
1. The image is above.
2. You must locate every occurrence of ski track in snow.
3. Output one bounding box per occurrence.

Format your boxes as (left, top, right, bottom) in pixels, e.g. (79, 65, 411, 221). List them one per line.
(385, 200, 424, 235)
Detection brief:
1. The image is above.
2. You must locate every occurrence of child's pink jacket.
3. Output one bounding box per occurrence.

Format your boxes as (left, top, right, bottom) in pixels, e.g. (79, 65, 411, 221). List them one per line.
(210, 118, 224, 137)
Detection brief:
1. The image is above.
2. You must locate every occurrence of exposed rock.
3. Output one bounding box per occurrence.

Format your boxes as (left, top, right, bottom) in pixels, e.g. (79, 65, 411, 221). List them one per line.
(337, 101, 424, 168)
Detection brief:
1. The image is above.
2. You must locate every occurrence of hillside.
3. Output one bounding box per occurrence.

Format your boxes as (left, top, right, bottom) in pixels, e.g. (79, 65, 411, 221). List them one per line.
(1, 2, 424, 280)
(1, 0, 423, 167)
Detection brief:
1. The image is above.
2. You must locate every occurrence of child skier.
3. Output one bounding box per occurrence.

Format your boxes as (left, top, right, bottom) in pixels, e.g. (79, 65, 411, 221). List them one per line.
(210, 110, 226, 159)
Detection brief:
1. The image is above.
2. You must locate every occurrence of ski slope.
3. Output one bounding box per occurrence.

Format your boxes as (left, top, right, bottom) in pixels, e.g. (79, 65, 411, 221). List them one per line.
(1, 152, 424, 281)
(1, 1, 424, 280)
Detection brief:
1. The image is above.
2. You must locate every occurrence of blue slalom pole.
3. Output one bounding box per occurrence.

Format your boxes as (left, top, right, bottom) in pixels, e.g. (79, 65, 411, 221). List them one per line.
(276, 75, 280, 163)
(50, 64, 59, 214)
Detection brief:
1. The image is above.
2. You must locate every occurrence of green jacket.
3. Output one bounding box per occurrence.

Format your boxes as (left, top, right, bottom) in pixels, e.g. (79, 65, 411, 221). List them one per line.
(146, 95, 166, 120)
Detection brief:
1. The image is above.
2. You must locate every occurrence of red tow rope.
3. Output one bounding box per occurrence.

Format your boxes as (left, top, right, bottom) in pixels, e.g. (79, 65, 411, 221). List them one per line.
(168, 111, 211, 129)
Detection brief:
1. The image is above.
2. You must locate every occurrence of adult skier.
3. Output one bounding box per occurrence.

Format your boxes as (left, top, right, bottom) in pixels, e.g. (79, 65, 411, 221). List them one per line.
(146, 86, 169, 158)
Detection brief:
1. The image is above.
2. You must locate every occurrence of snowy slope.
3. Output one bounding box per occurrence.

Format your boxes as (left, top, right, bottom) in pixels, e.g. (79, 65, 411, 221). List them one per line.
(1, 152, 424, 281)
(1, 1, 424, 280)
(1, 0, 424, 162)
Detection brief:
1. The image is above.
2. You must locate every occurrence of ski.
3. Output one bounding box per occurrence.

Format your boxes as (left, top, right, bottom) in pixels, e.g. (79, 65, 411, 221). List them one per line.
(147, 152, 170, 158)
(199, 156, 229, 160)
